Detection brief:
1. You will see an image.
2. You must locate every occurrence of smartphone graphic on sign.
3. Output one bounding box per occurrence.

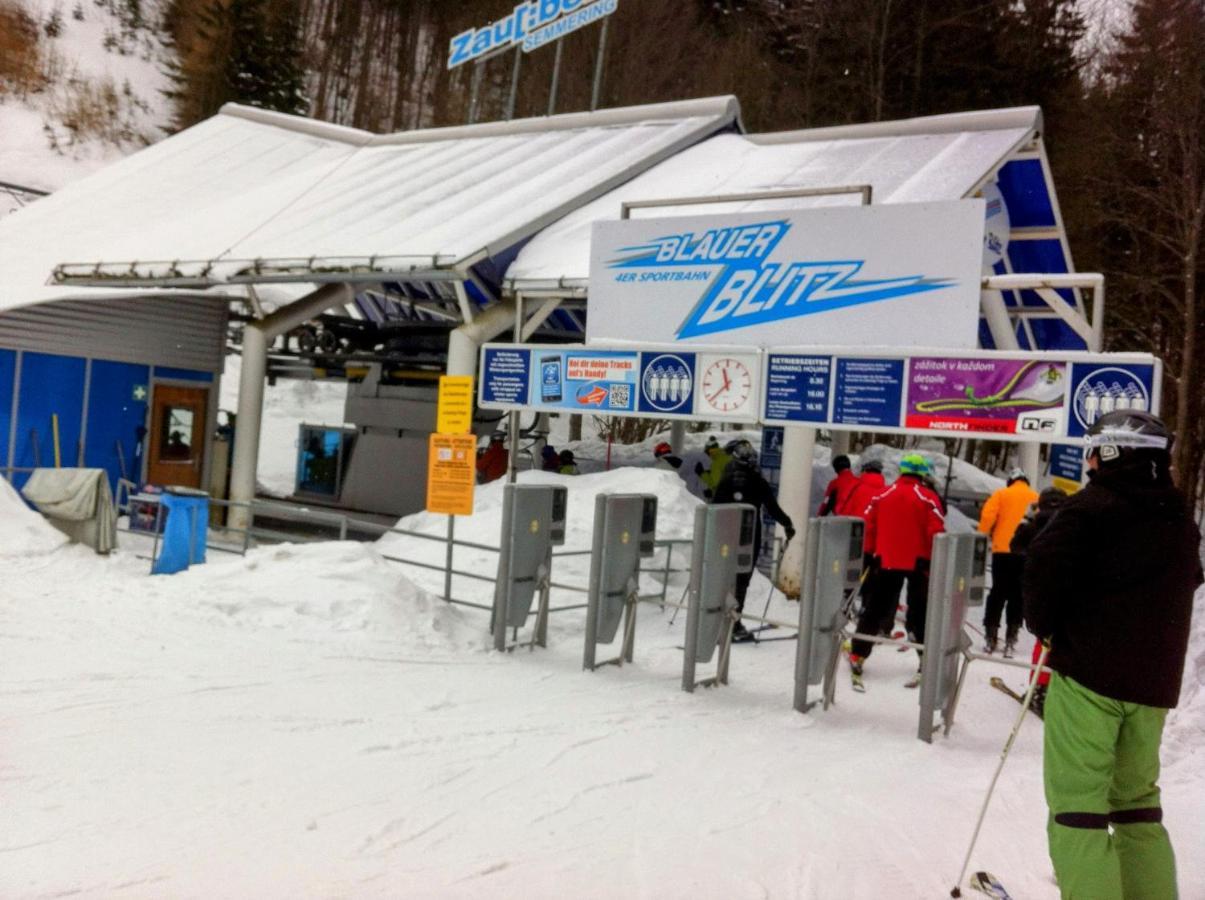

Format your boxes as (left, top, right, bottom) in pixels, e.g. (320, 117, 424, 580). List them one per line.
(540, 355, 563, 403)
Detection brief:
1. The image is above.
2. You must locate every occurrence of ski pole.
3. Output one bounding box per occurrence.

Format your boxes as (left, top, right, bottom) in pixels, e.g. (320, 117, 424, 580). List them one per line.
(950, 641, 1051, 898)
(757, 535, 791, 623)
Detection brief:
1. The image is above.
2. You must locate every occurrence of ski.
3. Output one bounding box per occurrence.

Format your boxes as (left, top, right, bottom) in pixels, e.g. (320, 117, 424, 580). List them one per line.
(989, 677, 1043, 719)
(969, 870, 1013, 899)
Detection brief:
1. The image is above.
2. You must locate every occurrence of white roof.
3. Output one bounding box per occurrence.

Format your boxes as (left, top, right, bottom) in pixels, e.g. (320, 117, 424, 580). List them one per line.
(0, 97, 738, 312)
(506, 106, 1041, 292)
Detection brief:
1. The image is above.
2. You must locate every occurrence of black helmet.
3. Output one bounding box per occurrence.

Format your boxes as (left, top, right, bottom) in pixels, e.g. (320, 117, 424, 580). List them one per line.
(1085, 410, 1172, 468)
(832, 454, 851, 472)
(1036, 486, 1066, 513)
(726, 439, 757, 463)
(859, 459, 883, 474)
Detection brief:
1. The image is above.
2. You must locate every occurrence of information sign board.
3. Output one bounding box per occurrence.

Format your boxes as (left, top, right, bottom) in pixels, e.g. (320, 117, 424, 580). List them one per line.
(436, 375, 474, 434)
(479, 343, 762, 423)
(426, 434, 476, 515)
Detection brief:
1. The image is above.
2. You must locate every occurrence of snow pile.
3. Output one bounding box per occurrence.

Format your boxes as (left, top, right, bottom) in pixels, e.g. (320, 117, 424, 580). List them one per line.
(167, 541, 475, 646)
(0, 474, 68, 555)
(1164, 585, 1205, 768)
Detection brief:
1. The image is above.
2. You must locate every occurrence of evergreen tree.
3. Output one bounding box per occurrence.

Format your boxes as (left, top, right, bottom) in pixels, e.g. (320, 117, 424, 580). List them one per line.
(164, 0, 308, 129)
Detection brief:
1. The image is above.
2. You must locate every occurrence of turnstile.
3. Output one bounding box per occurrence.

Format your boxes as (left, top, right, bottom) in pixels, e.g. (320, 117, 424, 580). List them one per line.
(792, 516, 865, 712)
(583, 493, 658, 671)
(682, 503, 757, 693)
(492, 483, 568, 652)
(918, 532, 988, 742)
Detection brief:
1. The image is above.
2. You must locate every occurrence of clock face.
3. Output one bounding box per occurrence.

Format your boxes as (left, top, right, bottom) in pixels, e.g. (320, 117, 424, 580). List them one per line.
(701, 358, 752, 413)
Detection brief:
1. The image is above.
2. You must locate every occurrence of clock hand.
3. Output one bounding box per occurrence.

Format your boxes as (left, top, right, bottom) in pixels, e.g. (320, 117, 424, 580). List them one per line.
(707, 384, 727, 403)
(722, 369, 731, 392)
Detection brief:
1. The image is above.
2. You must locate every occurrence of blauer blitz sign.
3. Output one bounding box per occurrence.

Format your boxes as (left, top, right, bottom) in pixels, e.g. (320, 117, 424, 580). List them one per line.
(448, 0, 619, 69)
(588, 201, 985, 349)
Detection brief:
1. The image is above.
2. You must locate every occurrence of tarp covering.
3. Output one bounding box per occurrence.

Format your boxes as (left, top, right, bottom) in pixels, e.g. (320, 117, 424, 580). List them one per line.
(21, 468, 116, 553)
(0, 97, 739, 312)
(151, 491, 209, 575)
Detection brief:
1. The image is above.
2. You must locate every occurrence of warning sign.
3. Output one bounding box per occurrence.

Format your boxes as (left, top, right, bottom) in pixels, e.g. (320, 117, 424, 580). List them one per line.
(436, 375, 475, 435)
(426, 433, 476, 515)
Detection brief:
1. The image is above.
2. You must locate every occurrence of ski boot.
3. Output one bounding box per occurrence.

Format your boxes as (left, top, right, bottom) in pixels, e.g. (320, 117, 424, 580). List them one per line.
(731, 620, 755, 643)
(1003, 627, 1019, 659)
(849, 655, 866, 692)
(983, 627, 998, 655)
(1030, 684, 1047, 719)
(904, 668, 922, 689)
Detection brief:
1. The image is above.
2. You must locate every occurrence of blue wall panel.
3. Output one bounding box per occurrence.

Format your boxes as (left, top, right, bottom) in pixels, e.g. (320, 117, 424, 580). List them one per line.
(12, 352, 86, 486)
(0, 349, 15, 471)
(85, 360, 150, 491)
(997, 159, 1056, 229)
(154, 366, 213, 383)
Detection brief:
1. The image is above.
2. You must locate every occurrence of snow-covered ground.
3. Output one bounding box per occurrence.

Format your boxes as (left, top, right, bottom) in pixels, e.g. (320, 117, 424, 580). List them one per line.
(3, 467, 1203, 898)
(0, 0, 169, 198)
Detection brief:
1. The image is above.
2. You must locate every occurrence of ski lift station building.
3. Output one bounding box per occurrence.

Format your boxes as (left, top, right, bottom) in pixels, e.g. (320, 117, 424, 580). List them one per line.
(0, 96, 1095, 526)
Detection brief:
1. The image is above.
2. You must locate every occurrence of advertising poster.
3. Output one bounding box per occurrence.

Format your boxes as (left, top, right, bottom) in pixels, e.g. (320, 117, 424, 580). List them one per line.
(531, 350, 639, 414)
(905, 357, 1067, 437)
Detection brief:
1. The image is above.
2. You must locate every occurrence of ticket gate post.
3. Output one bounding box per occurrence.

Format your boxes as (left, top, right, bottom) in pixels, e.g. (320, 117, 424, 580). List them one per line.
(492, 484, 568, 652)
(583, 493, 658, 671)
(682, 503, 757, 693)
(917, 532, 988, 743)
(792, 516, 864, 713)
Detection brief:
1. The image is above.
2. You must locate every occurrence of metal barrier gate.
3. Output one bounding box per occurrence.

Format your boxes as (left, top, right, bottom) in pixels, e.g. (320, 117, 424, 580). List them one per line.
(682, 503, 756, 693)
(583, 493, 658, 671)
(792, 516, 864, 713)
(917, 532, 988, 743)
(492, 483, 568, 652)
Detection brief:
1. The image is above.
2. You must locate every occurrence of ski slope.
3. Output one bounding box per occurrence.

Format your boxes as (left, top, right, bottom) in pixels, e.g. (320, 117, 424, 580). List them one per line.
(2, 470, 1203, 898)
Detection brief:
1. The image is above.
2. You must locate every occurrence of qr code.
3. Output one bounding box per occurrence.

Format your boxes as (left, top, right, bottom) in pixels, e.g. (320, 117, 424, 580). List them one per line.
(608, 384, 631, 409)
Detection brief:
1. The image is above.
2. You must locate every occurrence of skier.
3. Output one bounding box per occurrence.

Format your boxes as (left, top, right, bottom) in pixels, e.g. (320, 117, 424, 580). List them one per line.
(978, 467, 1039, 656)
(540, 444, 560, 472)
(710, 439, 794, 642)
(699, 436, 732, 499)
(843, 459, 888, 525)
(850, 453, 945, 687)
(818, 454, 859, 516)
(652, 441, 710, 500)
(1008, 486, 1066, 717)
(557, 449, 579, 475)
(475, 432, 508, 483)
(1024, 410, 1201, 900)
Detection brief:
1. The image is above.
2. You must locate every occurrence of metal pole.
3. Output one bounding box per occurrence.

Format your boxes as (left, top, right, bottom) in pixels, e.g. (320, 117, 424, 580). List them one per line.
(547, 38, 564, 116)
(444, 515, 455, 603)
(949, 643, 1051, 897)
(505, 46, 522, 120)
(468, 60, 484, 125)
(507, 294, 525, 484)
(149, 501, 164, 573)
(590, 18, 610, 110)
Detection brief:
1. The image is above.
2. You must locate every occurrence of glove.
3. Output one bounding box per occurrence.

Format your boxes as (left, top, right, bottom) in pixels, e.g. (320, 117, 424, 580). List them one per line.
(784, 524, 796, 543)
(915, 557, 930, 577)
(862, 552, 878, 572)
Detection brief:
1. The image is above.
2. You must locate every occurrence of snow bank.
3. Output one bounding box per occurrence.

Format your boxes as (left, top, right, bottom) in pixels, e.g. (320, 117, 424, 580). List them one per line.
(167, 541, 476, 647)
(0, 474, 68, 556)
(1165, 585, 1205, 769)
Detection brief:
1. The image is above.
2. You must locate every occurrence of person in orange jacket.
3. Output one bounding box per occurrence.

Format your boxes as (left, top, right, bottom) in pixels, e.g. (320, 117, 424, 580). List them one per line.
(977, 467, 1039, 656)
(818, 454, 859, 516)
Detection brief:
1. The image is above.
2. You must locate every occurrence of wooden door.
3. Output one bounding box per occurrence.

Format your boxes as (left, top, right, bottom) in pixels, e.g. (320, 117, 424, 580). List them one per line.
(146, 384, 208, 489)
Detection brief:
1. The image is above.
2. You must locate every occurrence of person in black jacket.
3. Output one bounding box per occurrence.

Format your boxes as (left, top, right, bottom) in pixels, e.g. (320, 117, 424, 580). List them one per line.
(711, 439, 795, 642)
(1009, 486, 1066, 716)
(1023, 410, 1201, 900)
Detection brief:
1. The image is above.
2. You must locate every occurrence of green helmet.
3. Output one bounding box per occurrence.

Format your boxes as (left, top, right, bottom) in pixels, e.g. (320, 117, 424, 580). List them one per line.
(899, 453, 931, 476)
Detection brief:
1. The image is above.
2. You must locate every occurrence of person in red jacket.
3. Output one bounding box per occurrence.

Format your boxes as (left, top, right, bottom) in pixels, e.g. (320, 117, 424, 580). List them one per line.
(850, 453, 945, 685)
(818, 454, 859, 515)
(475, 433, 509, 483)
(844, 459, 887, 524)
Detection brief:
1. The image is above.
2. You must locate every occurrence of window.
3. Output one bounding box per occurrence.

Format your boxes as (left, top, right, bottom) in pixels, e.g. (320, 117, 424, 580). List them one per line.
(158, 406, 194, 461)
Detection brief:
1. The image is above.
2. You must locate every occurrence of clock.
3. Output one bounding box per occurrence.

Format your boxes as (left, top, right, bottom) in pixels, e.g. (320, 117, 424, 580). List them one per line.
(701, 357, 752, 414)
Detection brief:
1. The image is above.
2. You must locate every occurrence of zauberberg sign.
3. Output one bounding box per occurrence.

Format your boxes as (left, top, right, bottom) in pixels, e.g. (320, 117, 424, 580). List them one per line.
(587, 200, 985, 350)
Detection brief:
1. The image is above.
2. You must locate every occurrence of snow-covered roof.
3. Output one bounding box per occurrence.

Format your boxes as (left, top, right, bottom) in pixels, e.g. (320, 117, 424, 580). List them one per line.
(506, 106, 1042, 293)
(0, 97, 739, 312)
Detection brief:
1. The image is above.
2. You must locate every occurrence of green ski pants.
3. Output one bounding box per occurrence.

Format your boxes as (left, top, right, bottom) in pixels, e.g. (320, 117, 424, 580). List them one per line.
(1044, 673, 1177, 899)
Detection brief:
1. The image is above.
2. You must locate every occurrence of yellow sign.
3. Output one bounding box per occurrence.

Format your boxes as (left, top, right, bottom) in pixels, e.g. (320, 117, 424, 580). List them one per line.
(426, 433, 476, 515)
(436, 375, 475, 435)
(1052, 476, 1082, 495)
